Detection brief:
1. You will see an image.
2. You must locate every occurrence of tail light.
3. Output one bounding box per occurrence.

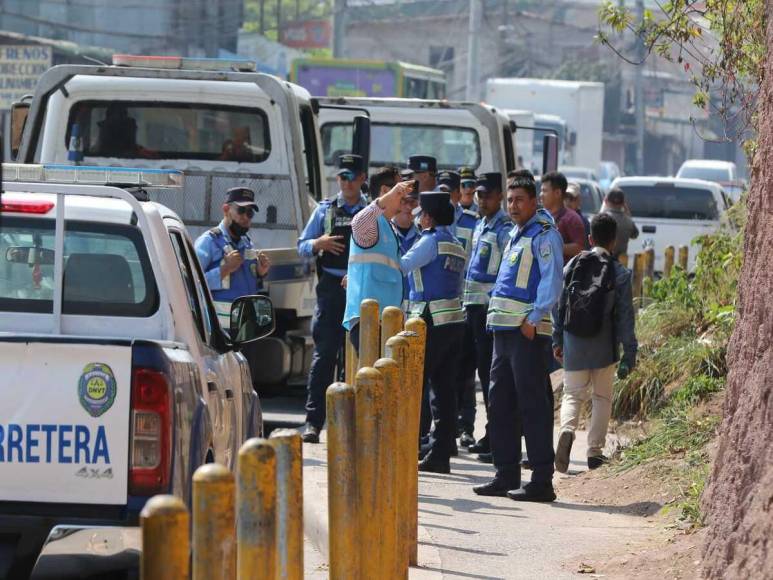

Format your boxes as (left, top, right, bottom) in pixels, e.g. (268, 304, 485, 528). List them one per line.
(0, 200, 54, 214)
(129, 368, 172, 496)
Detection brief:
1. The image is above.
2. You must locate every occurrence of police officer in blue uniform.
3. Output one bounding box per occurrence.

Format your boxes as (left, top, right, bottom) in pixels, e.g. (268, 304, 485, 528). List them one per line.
(195, 187, 271, 329)
(298, 154, 368, 443)
(458, 167, 479, 213)
(390, 168, 420, 310)
(473, 174, 563, 502)
(462, 173, 512, 457)
(407, 155, 437, 192)
(400, 190, 467, 474)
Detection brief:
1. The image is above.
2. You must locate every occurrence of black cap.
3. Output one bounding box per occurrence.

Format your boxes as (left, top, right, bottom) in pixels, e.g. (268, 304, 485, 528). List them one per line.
(408, 155, 437, 174)
(458, 167, 477, 182)
(475, 172, 503, 194)
(437, 170, 460, 191)
(413, 190, 454, 226)
(400, 168, 414, 180)
(226, 187, 259, 210)
(336, 154, 365, 176)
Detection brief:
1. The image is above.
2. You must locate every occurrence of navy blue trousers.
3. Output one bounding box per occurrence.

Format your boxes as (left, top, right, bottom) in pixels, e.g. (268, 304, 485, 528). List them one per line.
(466, 305, 494, 440)
(304, 273, 346, 429)
(455, 319, 478, 433)
(489, 330, 555, 484)
(425, 321, 464, 459)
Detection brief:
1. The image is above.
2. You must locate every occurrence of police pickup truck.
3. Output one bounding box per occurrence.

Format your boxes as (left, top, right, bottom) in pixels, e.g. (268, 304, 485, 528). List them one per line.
(0, 164, 274, 578)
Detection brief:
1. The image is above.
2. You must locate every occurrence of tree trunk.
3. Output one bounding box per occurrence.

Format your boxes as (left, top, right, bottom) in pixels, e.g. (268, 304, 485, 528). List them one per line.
(701, 2, 773, 577)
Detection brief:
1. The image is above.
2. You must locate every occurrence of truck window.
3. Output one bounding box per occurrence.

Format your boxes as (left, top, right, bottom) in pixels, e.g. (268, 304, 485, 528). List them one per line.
(677, 166, 731, 183)
(66, 101, 271, 162)
(503, 126, 515, 174)
(169, 231, 207, 342)
(321, 122, 481, 170)
(618, 185, 720, 220)
(0, 217, 158, 316)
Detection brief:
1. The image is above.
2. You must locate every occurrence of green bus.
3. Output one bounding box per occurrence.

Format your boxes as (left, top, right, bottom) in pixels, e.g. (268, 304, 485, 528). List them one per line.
(290, 58, 446, 99)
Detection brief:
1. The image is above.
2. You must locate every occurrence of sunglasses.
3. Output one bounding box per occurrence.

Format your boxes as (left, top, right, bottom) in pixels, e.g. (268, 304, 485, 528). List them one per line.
(339, 171, 356, 182)
(461, 180, 476, 188)
(234, 205, 255, 218)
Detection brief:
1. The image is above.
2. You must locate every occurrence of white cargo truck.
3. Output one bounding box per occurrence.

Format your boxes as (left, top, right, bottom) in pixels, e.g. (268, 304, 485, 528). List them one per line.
(485, 78, 604, 170)
(11, 55, 370, 389)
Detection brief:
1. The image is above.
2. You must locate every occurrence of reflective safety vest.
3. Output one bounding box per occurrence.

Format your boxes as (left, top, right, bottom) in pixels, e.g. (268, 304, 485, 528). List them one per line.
(318, 199, 363, 272)
(408, 229, 466, 326)
(487, 215, 555, 336)
(453, 205, 479, 259)
(463, 211, 512, 306)
(343, 214, 403, 330)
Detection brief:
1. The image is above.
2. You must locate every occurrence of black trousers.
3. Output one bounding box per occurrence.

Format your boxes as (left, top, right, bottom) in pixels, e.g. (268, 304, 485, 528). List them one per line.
(488, 330, 555, 484)
(304, 273, 346, 429)
(466, 305, 494, 438)
(455, 320, 478, 433)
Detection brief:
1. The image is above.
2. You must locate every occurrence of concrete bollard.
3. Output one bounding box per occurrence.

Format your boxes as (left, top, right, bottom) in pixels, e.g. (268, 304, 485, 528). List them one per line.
(269, 429, 303, 580)
(237, 438, 276, 580)
(359, 299, 381, 368)
(326, 383, 359, 579)
(385, 334, 413, 578)
(381, 306, 405, 357)
(192, 464, 236, 580)
(619, 253, 629, 268)
(679, 245, 689, 270)
(664, 246, 675, 277)
(632, 252, 644, 304)
(354, 366, 386, 579)
(140, 495, 189, 580)
(345, 332, 359, 385)
(402, 318, 427, 566)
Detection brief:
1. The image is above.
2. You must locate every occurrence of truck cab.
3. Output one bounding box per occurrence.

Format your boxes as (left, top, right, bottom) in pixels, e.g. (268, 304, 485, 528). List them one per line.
(11, 55, 361, 390)
(0, 164, 273, 578)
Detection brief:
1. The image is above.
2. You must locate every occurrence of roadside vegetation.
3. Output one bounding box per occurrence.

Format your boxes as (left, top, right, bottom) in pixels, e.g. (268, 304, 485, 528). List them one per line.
(609, 199, 745, 526)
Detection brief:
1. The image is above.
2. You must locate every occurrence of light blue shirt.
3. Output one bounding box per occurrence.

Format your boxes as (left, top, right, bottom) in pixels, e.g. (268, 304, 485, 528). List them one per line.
(297, 192, 367, 278)
(194, 220, 260, 294)
(517, 211, 564, 326)
(400, 228, 438, 274)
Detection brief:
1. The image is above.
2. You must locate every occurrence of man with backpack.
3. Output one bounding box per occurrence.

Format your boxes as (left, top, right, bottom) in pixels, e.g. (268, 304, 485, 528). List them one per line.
(552, 213, 638, 472)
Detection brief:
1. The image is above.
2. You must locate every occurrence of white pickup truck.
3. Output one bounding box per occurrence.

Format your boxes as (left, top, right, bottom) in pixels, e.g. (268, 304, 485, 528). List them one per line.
(0, 164, 273, 578)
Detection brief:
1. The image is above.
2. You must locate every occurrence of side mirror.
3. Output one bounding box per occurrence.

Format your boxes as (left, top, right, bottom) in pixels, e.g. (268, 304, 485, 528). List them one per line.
(230, 295, 275, 345)
(542, 135, 559, 175)
(10, 101, 30, 161)
(351, 115, 370, 169)
(5, 246, 55, 265)
(509, 120, 517, 133)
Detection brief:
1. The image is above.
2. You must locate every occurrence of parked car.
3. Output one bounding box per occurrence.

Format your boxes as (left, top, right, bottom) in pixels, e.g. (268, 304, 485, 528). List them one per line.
(598, 161, 622, 193)
(560, 165, 598, 182)
(676, 159, 745, 203)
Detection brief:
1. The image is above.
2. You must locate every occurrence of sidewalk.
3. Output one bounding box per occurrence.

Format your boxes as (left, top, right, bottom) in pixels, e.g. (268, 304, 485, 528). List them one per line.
(302, 394, 658, 579)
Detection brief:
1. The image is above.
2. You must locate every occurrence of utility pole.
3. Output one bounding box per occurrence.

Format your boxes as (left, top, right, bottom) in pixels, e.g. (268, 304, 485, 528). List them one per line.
(333, 0, 347, 58)
(204, 0, 219, 57)
(634, 0, 645, 174)
(260, 0, 266, 35)
(465, 0, 482, 101)
(277, 0, 283, 42)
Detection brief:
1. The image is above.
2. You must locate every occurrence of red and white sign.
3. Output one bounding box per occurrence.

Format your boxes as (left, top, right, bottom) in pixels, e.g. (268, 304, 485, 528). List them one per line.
(280, 19, 332, 49)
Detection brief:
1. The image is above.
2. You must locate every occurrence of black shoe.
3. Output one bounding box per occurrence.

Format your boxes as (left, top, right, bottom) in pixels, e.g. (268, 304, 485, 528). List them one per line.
(420, 434, 430, 446)
(473, 476, 519, 497)
(555, 430, 575, 474)
(459, 431, 476, 448)
(418, 442, 431, 460)
(476, 452, 493, 464)
(418, 453, 450, 474)
(301, 423, 320, 444)
(506, 482, 556, 503)
(468, 436, 490, 454)
(588, 455, 609, 470)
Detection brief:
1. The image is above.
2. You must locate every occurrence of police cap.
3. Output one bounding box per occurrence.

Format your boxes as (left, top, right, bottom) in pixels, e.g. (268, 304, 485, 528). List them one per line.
(437, 170, 461, 191)
(408, 155, 437, 174)
(412, 190, 455, 226)
(475, 172, 503, 195)
(458, 167, 477, 184)
(336, 154, 366, 177)
(226, 187, 259, 210)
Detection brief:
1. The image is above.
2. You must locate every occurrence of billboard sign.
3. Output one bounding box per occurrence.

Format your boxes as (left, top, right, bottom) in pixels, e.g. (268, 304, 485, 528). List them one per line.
(280, 19, 332, 49)
(0, 45, 52, 109)
(295, 64, 396, 97)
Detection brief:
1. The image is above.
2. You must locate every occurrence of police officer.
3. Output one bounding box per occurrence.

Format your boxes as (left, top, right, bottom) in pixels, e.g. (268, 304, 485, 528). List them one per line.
(407, 155, 437, 192)
(459, 167, 479, 211)
(439, 170, 478, 258)
(463, 173, 513, 456)
(297, 154, 368, 443)
(400, 190, 467, 474)
(473, 175, 563, 502)
(195, 187, 271, 329)
(386, 167, 420, 311)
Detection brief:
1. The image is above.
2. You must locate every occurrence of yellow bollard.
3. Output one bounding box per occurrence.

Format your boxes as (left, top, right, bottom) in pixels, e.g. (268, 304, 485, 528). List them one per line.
(679, 245, 689, 270)
(326, 382, 359, 579)
(385, 335, 412, 578)
(381, 306, 405, 356)
(193, 464, 236, 580)
(359, 299, 381, 368)
(140, 495, 189, 580)
(645, 247, 655, 280)
(618, 253, 629, 268)
(632, 253, 644, 305)
(354, 366, 386, 579)
(403, 317, 427, 566)
(345, 332, 359, 385)
(269, 429, 303, 580)
(237, 438, 276, 580)
(664, 246, 675, 277)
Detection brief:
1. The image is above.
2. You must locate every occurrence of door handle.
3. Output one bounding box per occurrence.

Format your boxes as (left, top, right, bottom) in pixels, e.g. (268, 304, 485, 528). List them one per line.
(225, 388, 235, 401)
(642, 225, 656, 233)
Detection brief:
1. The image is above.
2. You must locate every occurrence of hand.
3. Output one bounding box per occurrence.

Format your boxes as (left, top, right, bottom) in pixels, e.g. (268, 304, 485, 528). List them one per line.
(256, 251, 271, 276)
(221, 249, 243, 277)
(553, 346, 563, 364)
(617, 362, 631, 380)
(520, 320, 536, 341)
(341, 275, 348, 289)
(378, 181, 413, 216)
(313, 234, 346, 256)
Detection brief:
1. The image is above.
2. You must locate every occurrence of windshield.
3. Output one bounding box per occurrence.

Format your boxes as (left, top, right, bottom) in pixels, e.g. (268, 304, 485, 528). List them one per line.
(66, 101, 271, 162)
(677, 166, 731, 183)
(321, 122, 481, 169)
(617, 184, 720, 220)
(0, 217, 158, 316)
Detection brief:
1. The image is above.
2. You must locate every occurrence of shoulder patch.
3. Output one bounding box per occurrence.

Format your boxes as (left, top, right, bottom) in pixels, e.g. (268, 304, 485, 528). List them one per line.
(539, 243, 552, 259)
(208, 227, 223, 238)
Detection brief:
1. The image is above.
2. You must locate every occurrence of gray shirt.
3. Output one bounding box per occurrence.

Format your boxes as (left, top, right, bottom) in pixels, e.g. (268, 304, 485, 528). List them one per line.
(603, 207, 639, 258)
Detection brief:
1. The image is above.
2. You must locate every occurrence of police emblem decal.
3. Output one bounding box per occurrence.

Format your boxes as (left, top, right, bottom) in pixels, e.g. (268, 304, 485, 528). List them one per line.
(78, 363, 117, 417)
(250, 263, 258, 277)
(480, 244, 490, 257)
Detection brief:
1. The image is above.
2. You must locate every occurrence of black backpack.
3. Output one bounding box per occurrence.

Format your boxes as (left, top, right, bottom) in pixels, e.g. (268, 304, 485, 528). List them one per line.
(560, 251, 615, 337)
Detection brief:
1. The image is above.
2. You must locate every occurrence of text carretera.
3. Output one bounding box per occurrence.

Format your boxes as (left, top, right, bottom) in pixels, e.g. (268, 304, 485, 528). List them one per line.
(0, 424, 110, 464)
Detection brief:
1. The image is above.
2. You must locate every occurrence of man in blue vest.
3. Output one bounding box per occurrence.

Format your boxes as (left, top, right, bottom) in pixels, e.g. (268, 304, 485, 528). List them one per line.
(463, 172, 513, 457)
(400, 190, 467, 474)
(473, 175, 563, 502)
(195, 186, 271, 329)
(297, 154, 368, 443)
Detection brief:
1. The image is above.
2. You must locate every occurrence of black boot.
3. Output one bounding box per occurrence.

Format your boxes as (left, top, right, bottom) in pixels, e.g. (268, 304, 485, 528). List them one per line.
(468, 435, 490, 454)
(473, 475, 519, 497)
(506, 482, 556, 503)
(419, 451, 451, 474)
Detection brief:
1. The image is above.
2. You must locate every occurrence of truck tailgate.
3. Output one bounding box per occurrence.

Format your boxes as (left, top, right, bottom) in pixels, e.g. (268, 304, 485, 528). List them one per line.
(0, 341, 131, 505)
